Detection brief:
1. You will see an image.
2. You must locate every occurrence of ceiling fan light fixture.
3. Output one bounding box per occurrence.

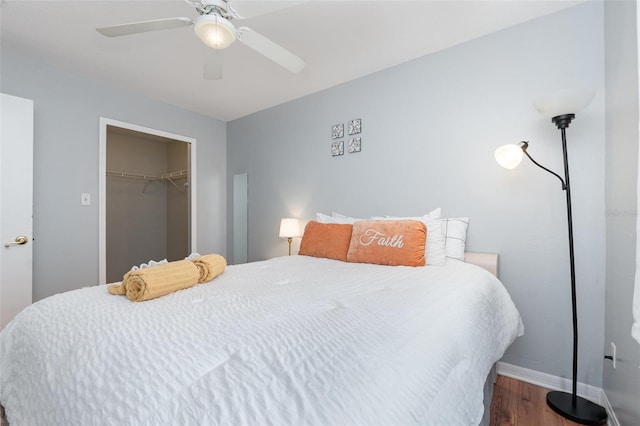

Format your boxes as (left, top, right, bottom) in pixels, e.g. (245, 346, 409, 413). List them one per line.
(194, 14, 236, 49)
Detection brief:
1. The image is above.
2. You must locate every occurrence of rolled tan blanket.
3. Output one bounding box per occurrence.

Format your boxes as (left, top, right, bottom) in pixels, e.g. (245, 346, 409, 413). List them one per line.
(108, 259, 200, 302)
(192, 254, 227, 283)
(108, 282, 127, 295)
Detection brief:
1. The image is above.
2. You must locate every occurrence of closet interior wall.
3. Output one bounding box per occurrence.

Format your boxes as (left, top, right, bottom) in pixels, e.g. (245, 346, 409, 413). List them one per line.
(106, 126, 189, 283)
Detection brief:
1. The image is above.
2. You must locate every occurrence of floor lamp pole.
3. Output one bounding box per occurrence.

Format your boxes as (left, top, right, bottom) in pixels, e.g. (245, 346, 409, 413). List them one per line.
(563, 123, 579, 403)
(545, 114, 607, 426)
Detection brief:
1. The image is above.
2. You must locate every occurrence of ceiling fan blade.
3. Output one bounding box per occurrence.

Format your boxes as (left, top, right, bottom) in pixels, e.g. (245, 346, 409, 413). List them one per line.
(204, 49, 223, 80)
(228, 1, 308, 19)
(236, 27, 305, 74)
(97, 17, 193, 37)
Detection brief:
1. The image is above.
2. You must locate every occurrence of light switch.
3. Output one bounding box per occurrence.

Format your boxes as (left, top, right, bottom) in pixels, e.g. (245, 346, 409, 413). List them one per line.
(81, 193, 91, 206)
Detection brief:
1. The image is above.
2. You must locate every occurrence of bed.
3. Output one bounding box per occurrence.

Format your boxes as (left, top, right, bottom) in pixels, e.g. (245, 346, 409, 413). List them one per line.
(0, 253, 522, 425)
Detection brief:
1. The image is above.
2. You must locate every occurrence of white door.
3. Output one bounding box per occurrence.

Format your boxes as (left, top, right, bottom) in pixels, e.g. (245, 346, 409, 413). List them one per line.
(0, 93, 34, 330)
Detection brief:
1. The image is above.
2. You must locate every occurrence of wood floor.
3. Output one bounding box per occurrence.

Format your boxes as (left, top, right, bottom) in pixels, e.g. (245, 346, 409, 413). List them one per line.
(490, 375, 584, 426)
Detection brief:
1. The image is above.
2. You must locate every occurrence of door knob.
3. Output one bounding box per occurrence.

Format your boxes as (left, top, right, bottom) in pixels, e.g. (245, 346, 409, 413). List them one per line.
(4, 235, 28, 248)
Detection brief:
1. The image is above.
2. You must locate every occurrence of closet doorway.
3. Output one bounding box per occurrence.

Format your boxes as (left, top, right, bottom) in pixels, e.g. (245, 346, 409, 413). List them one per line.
(98, 118, 197, 285)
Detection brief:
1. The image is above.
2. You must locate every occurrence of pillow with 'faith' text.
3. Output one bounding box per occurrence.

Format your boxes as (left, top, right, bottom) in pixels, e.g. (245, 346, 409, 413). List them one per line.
(346, 220, 426, 267)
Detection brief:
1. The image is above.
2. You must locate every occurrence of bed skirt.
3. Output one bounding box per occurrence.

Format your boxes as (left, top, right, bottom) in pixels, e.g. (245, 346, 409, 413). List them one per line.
(0, 367, 499, 426)
(479, 363, 498, 426)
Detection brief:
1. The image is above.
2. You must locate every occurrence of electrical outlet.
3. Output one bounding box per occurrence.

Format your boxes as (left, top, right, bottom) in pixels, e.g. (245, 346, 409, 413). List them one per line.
(611, 342, 617, 369)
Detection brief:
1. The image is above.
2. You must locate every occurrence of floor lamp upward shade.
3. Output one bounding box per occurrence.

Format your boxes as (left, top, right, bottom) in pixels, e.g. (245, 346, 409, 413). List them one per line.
(495, 89, 607, 426)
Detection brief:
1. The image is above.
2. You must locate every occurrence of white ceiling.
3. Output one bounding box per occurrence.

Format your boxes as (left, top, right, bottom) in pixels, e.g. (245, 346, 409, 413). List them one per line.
(1, 0, 584, 122)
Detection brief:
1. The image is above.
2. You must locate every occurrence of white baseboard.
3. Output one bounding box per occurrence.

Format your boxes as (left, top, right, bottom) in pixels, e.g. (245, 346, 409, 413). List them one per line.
(599, 388, 621, 426)
(496, 362, 619, 426)
(496, 362, 602, 401)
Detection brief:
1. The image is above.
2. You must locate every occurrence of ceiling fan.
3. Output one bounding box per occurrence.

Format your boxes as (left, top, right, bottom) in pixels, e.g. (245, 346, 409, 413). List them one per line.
(96, 0, 306, 80)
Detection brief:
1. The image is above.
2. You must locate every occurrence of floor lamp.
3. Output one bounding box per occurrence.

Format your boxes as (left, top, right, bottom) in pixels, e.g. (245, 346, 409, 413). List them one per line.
(495, 90, 607, 426)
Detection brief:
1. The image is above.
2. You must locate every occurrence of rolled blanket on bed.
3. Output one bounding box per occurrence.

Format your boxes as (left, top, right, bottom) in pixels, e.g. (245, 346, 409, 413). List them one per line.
(192, 254, 227, 283)
(108, 282, 127, 295)
(108, 259, 200, 302)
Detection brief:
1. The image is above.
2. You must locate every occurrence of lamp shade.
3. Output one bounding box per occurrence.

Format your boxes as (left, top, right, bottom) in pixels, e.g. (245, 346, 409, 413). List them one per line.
(532, 88, 596, 118)
(495, 144, 524, 169)
(194, 14, 236, 49)
(279, 218, 301, 239)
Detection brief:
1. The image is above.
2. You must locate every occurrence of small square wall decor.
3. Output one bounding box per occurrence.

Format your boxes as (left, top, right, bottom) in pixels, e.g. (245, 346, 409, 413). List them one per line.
(348, 118, 361, 135)
(331, 141, 344, 157)
(331, 123, 344, 139)
(348, 138, 361, 153)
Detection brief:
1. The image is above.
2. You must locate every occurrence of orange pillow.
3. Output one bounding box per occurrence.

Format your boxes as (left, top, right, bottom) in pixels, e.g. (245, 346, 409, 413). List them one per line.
(346, 220, 426, 267)
(298, 221, 353, 261)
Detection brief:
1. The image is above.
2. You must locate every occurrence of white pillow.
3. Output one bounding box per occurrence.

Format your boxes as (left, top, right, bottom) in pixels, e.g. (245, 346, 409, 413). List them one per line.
(371, 208, 446, 266)
(331, 212, 363, 224)
(424, 218, 446, 265)
(316, 212, 359, 224)
(442, 217, 470, 261)
(316, 212, 335, 223)
(370, 207, 441, 221)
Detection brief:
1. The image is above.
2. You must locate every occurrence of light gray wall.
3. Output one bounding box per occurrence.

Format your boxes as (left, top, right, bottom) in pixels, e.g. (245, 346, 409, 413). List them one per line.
(603, 1, 640, 424)
(228, 2, 607, 386)
(0, 50, 227, 301)
(232, 173, 248, 264)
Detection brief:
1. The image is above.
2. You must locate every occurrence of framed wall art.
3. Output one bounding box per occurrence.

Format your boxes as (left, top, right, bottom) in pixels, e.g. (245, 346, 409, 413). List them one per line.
(348, 138, 361, 153)
(331, 123, 344, 139)
(348, 118, 361, 135)
(331, 140, 344, 157)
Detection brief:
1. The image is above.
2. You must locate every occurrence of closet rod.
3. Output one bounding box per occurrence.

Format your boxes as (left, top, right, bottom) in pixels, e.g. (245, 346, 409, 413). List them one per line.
(161, 170, 188, 180)
(107, 171, 157, 180)
(106, 170, 188, 181)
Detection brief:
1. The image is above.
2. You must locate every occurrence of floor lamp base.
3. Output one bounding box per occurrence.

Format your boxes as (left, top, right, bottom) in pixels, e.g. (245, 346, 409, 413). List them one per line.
(547, 391, 607, 425)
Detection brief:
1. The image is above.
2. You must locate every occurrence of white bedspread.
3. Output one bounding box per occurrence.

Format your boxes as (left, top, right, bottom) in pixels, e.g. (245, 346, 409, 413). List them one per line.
(0, 256, 523, 426)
